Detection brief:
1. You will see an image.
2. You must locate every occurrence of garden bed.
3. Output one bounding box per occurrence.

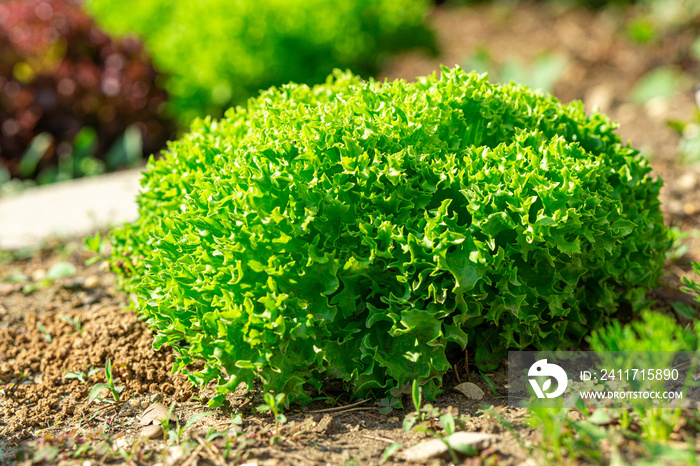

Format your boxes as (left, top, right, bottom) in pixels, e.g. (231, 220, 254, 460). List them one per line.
(0, 241, 530, 464)
(2, 1, 700, 465)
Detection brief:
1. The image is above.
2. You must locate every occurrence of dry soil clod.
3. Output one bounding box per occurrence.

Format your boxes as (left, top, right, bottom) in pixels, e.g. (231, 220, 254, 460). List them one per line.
(140, 402, 177, 426)
(140, 423, 163, 439)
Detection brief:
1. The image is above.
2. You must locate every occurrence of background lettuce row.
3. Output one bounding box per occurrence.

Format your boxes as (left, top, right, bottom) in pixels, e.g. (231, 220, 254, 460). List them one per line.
(85, 0, 434, 125)
(106, 67, 669, 404)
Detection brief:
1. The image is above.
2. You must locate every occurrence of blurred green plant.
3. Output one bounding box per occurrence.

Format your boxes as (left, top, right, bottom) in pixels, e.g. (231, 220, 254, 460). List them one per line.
(669, 107, 700, 165)
(380, 442, 403, 464)
(637, 0, 700, 30)
(463, 48, 568, 94)
(528, 402, 696, 464)
(665, 226, 696, 262)
(527, 403, 618, 464)
(26, 125, 143, 184)
(86, 0, 436, 124)
(624, 16, 659, 44)
(683, 263, 700, 304)
(21, 260, 77, 294)
(692, 37, 700, 63)
(168, 410, 216, 445)
(59, 314, 84, 334)
(1, 124, 145, 197)
(587, 309, 700, 352)
(527, 382, 696, 464)
(587, 310, 698, 445)
(630, 67, 690, 105)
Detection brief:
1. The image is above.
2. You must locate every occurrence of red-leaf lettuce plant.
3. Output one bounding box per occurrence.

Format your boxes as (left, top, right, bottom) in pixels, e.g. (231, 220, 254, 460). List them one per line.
(103, 67, 669, 406)
(0, 0, 172, 183)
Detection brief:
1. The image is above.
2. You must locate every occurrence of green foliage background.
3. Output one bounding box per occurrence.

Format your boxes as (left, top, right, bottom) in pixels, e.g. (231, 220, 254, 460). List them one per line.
(105, 67, 669, 405)
(588, 310, 700, 352)
(85, 0, 435, 124)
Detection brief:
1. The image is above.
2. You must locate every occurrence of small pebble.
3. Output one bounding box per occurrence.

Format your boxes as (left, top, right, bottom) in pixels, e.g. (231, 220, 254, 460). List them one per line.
(82, 295, 99, 306)
(62, 279, 83, 290)
(114, 437, 129, 449)
(31, 269, 46, 282)
(667, 200, 683, 214)
(645, 97, 669, 119)
(400, 432, 495, 461)
(117, 402, 139, 418)
(83, 275, 100, 289)
(141, 424, 163, 439)
(677, 172, 697, 191)
(167, 446, 185, 463)
(683, 203, 698, 215)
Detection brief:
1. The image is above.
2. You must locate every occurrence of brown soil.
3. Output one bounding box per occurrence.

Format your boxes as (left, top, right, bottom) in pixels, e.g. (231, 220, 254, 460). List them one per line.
(2, 1, 700, 465)
(0, 246, 193, 443)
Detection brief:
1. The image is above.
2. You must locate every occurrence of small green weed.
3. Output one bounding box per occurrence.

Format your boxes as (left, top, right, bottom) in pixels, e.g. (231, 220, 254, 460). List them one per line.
(380, 442, 403, 464)
(527, 405, 619, 465)
(59, 315, 84, 333)
(87, 359, 124, 404)
(480, 372, 498, 396)
(169, 410, 216, 444)
(22, 261, 77, 294)
(670, 110, 700, 165)
(86, 0, 434, 123)
(403, 380, 474, 463)
(256, 392, 287, 441)
(36, 322, 52, 343)
(158, 401, 177, 442)
(63, 367, 100, 383)
(665, 226, 700, 262)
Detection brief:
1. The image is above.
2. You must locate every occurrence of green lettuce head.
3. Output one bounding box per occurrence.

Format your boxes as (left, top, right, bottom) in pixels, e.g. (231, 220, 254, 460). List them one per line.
(106, 66, 669, 405)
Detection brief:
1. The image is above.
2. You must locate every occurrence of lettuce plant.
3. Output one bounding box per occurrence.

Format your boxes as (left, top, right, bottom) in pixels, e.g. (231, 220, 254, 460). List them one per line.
(85, 0, 435, 124)
(105, 67, 669, 405)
